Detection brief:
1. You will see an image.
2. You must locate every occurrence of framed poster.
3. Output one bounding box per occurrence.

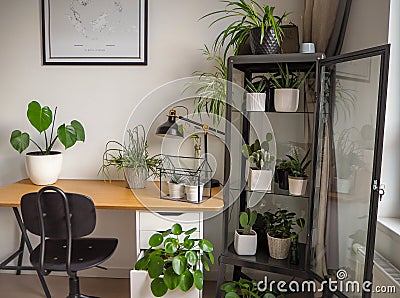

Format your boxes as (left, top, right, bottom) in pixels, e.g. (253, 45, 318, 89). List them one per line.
(42, 0, 147, 65)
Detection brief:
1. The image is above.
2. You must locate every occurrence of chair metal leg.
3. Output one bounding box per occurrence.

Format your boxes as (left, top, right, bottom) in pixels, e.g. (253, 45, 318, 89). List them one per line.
(16, 234, 24, 275)
(67, 272, 98, 298)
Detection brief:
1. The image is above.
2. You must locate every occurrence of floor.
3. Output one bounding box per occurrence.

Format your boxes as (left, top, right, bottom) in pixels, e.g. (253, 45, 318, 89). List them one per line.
(0, 273, 217, 298)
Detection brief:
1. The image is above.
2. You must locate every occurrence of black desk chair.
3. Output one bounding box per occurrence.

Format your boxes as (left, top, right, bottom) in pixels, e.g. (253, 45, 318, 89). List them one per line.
(21, 186, 118, 298)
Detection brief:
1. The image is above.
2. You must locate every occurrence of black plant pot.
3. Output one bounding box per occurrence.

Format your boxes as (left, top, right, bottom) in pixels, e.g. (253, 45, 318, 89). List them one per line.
(265, 88, 275, 112)
(250, 27, 280, 55)
(277, 169, 290, 190)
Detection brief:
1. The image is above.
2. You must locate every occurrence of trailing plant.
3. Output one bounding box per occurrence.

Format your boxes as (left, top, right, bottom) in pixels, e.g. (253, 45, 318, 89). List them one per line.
(246, 75, 268, 93)
(10, 100, 85, 154)
(134, 223, 214, 297)
(263, 209, 305, 239)
(239, 208, 257, 235)
(286, 147, 311, 178)
(269, 64, 314, 89)
(201, 0, 288, 60)
(242, 133, 275, 170)
(221, 278, 278, 298)
(99, 125, 161, 181)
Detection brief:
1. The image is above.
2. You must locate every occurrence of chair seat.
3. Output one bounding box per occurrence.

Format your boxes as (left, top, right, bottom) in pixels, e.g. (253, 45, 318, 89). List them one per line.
(30, 238, 118, 272)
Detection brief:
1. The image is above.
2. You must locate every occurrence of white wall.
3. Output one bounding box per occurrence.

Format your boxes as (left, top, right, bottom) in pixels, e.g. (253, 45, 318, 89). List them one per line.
(0, 0, 304, 279)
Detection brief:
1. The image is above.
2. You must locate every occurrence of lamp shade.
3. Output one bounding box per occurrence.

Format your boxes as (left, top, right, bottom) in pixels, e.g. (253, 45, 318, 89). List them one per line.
(156, 109, 184, 138)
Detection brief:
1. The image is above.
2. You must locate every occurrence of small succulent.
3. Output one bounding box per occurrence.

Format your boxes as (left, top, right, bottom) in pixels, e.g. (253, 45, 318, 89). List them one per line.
(239, 208, 257, 235)
(242, 133, 275, 170)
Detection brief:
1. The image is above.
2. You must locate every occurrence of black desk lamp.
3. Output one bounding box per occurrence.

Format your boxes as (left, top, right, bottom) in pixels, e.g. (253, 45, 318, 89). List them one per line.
(156, 107, 224, 188)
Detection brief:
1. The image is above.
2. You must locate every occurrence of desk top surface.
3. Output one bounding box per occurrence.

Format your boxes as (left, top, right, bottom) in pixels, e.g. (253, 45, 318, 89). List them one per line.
(0, 179, 224, 212)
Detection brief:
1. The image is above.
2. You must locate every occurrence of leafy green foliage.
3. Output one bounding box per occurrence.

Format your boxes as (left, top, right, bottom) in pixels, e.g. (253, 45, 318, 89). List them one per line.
(10, 100, 85, 154)
(286, 147, 311, 178)
(276, 159, 292, 170)
(263, 209, 305, 239)
(239, 208, 257, 235)
(242, 133, 275, 170)
(134, 223, 214, 297)
(221, 278, 279, 298)
(269, 64, 314, 89)
(246, 75, 268, 93)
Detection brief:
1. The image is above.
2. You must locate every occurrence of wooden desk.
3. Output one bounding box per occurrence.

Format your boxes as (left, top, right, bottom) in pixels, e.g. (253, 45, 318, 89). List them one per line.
(0, 179, 224, 298)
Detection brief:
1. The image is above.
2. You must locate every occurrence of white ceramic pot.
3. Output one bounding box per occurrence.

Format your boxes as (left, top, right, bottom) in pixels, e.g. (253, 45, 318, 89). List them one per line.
(246, 93, 266, 111)
(288, 176, 308, 196)
(267, 234, 291, 260)
(274, 88, 300, 112)
(168, 181, 185, 198)
(185, 185, 204, 203)
(248, 168, 273, 191)
(234, 229, 257, 255)
(25, 151, 63, 185)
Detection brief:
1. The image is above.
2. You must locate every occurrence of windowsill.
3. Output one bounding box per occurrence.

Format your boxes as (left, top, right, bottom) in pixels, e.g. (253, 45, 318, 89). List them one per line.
(378, 217, 400, 237)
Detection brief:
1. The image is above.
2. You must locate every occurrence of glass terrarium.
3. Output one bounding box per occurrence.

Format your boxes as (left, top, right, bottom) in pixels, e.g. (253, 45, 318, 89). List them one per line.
(157, 155, 213, 203)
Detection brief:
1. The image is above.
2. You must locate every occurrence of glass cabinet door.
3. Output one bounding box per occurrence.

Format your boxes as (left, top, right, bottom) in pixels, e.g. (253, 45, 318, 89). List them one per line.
(311, 45, 390, 297)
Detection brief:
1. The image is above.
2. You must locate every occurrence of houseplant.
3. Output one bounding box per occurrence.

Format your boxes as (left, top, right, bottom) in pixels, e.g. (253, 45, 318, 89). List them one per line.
(201, 0, 288, 58)
(269, 64, 314, 112)
(184, 176, 204, 203)
(234, 208, 258, 255)
(263, 209, 305, 260)
(99, 125, 161, 189)
(167, 173, 185, 199)
(242, 133, 275, 191)
(10, 100, 85, 185)
(246, 75, 268, 111)
(286, 148, 311, 196)
(221, 278, 278, 298)
(133, 223, 214, 297)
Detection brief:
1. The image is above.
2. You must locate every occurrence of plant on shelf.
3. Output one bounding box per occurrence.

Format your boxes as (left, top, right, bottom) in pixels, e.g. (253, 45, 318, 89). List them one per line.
(245, 75, 268, 112)
(234, 208, 258, 255)
(10, 100, 85, 185)
(286, 147, 311, 196)
(269, 64, 314, 112)
(134, 223, 214, 297)
(201, 0, 288, 58)
(275, 159, 292, 190)
(167, 173, 185, 199)
(242, 133, 275, 191)
(184, 175, 205, 203)
(221, 278, 279, 298)
(263, 209, 305, 260)
(99, 125, 161, 189)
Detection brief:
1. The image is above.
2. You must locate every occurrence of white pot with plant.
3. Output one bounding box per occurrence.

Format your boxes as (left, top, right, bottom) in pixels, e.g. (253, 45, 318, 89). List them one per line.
(270, 64, 314, 112)
(185, 180, 204, 203)
(99, 125, 161, 189)
(234, 208, 258, 255)
(245, 75, 267, 111)
(264, 209, 305, 260)
(10, 100, 85, 185)
(242, 133, 275, 191)
(286, 148, 311, 196)
(167, 174, 185, 199)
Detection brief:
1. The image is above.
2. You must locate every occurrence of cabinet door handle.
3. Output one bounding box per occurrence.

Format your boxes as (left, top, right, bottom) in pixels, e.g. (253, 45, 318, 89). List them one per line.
(156, 212, 184, 216)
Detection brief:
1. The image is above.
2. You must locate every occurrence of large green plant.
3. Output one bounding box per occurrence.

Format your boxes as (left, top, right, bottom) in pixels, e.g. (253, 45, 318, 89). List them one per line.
(263, 209, 305, 239)
(10, 100, 85, 155)
(242, 133, 275, 170)
(134, 223, 214, 297)
(201, 0, 287, 60)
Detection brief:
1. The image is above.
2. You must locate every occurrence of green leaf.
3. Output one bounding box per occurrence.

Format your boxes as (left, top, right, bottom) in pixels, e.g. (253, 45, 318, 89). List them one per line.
(57, 124, 77, 149)
(185, 251, 198, 266)
(163, 267, 180, 290)
(164, 239, 179, 254)
(10, 130, 30, 153)
(179, 269, 194, 292)
(148, 255, 164, 278)
(220, 282, 237, 293)
(263, 293, 277, 298)
(171, 223, 182, 235)
(207, 251, 215, 265)
(201, 256, 210, 271)
(148, 233, 163, 247)
(150, 277, 168, 297)
(193, 270, 204, 290)
(226, 293, 240, 298)
(27, 101, 52, 133)
(172, 255, 187, 275)
(134, 255, 150, 270)
(184, 227, 197, 235)
(162, 229, 172, 237)
(71, 120, 85, 142)
(198, 239, 214, 252)
(239, 212, 249, 229)
(183, 237, 195, 250)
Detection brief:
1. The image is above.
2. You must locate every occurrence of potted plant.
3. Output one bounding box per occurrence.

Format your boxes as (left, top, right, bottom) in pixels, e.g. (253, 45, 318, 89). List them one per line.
(99, 125, 161, 189)
(133, 223, 214, 297)
(10, 100, 85, 185)
(263, 209, 305, 260)
(286, 148, 311, 196)
(184, 176, 204, 203)
(168, 174, 185, 199)
(275, 159, 292, 190)
(246, 75, 268, 112)
(221, 278, 279, 297)
(242, 133, 275, 191)
(269, 64, 314, 112)
(234, 208, 257, 255)
(201, 0, 288, 58)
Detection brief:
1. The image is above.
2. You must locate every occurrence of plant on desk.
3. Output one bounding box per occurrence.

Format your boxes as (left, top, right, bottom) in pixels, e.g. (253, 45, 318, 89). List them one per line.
(234, 208, 258, 256)
(221, 278, 279, 298)
(263, 209, 305, 260)
(99, 125, 161, 189)
(286, 147, 311, 196)
(134, 223, 214, 297)
(167, 174, 185, 199)
(10, 100, 85, 185)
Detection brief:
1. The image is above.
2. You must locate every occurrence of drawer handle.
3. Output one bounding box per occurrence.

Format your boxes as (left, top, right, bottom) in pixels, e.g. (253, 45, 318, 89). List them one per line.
(156, 212, 184, 216)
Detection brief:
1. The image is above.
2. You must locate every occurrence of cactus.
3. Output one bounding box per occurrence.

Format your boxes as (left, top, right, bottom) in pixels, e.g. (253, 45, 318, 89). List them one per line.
(241, 133, 275, 170)
(239, 208, 258, 235)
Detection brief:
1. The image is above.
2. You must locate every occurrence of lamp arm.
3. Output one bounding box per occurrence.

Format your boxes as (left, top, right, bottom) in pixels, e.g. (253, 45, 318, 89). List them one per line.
(178, 116, 225, 136)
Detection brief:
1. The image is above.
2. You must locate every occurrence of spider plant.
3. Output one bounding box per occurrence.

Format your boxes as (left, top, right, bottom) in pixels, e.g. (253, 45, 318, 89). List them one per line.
(201, 0, 287, 60)
(269, 64, 314, 89)
(245, 75, 268, 93)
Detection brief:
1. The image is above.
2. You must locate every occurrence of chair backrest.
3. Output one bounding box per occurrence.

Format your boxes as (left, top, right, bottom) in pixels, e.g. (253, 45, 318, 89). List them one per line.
(21, 186, 96, 239)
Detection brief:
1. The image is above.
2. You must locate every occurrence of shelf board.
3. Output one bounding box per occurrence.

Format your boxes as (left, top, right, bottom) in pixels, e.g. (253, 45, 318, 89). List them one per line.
(220, 242, 308, 278)
(230, 186, 310, 199)
(231, 109, 314, 115)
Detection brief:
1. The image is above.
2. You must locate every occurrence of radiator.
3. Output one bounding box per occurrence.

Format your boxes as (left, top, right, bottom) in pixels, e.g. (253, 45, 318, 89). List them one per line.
(353, 243, 400, 297)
